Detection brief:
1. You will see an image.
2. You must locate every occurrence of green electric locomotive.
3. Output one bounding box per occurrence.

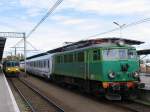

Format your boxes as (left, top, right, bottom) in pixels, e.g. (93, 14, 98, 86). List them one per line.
(52, 38, 144, 100)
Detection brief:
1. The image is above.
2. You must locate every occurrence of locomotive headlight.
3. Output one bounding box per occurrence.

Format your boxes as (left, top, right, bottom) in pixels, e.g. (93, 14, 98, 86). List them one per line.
(109, 72, 116, 79)
(133, 72, 139, 78)
(7, 68, 10, 71)
(16, 68, 19, 71)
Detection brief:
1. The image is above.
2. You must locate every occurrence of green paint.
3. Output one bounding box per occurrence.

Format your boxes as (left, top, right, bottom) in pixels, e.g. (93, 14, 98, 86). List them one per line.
(53, 44, 139, 82)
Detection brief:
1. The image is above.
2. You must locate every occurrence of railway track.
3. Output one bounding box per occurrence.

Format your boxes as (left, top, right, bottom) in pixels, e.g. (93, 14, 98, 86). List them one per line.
(9, 78, 64, 112)
(110, 100, 150, 112)
(20, 75, 150, 112)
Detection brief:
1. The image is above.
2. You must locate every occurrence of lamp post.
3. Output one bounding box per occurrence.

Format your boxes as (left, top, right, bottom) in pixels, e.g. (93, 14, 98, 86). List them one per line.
(113, 22, 126, 38)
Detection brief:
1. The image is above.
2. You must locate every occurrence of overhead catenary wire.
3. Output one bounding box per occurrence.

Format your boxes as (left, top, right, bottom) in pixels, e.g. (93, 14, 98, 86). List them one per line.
(88, 17, 150, 38)
(26, 41, 40, 51)
(13, 0, 63, 47)
(26, 0, 63, 38)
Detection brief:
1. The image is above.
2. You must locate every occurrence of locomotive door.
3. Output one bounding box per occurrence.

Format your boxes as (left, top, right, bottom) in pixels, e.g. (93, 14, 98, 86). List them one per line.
(77, 51, 86, 78)
(86, 50, 91, 80)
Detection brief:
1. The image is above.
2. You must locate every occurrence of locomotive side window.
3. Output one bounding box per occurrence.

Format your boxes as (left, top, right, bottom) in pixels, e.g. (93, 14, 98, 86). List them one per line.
(56, 56, 61, 64)
(60, 55, 64, 63)
(68, 54, 73, 63)
(74, 53, 78, 62)
(93, 50, 101, 61)
(64, 55, 68, 63)
(77, 52, 84, 62)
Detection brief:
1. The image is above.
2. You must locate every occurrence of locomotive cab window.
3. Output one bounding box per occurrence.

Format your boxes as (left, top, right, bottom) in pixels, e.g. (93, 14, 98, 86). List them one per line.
(6, 63, 11, 67)
(128, 49, 137, 59)
(102, 49, 118, 60)
(93, 50, 101, 61)
(102, 48, 137, 60)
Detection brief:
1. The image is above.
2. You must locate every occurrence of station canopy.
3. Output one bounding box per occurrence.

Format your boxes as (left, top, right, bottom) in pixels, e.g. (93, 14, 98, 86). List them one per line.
(137, 49, 150, 55)
(25, 37, 144, 60)
(0, 37, 6, 62)
(47, 37, 144, 53)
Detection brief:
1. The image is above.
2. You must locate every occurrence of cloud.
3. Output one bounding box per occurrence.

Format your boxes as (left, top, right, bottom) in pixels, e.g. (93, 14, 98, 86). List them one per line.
(63, 0, 150, 16)
(2, 0, 150, 57)
(19, 0, 58, 17)
(18, 0, 150, 16)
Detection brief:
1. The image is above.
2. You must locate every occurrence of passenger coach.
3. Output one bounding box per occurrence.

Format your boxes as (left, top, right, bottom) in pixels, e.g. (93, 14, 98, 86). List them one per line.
(26, 53, 53, 79)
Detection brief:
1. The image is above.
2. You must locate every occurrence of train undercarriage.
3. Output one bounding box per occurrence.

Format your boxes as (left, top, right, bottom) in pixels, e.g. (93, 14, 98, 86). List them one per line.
(52, 75, 145, 100)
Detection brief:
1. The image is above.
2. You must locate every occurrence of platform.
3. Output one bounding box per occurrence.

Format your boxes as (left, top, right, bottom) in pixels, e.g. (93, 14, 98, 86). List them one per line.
(140, 73, 150, 90)
(0, 73, 20, 112)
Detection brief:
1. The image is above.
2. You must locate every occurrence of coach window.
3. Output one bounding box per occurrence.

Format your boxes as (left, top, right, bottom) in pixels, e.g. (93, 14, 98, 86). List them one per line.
(44, 60, 46, 68)
(46, 60, 49, 68)
(38, 61, 40, 68)
(36, 61, 38, 67)
(43, 60, 45, 68)
(47, 60, 49, 68)
(93, 50, 101, 61)
(45, 60, 47, 68)
(41, 61, 42, 68)
(41, 61, 43, 68)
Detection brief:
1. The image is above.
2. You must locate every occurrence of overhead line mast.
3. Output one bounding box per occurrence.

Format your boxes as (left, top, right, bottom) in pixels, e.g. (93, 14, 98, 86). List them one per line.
(8, 0, 63, 73)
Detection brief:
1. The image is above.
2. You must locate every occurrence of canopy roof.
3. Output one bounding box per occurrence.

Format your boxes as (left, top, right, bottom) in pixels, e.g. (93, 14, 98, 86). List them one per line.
(47, 37, 144, 53)
(25, 38, 144, 60)
(137, 49, 150, 55)
(0, 37, 6, 62)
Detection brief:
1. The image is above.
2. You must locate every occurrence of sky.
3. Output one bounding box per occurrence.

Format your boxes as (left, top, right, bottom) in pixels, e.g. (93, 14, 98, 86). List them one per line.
(1, 0, 150, 57)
